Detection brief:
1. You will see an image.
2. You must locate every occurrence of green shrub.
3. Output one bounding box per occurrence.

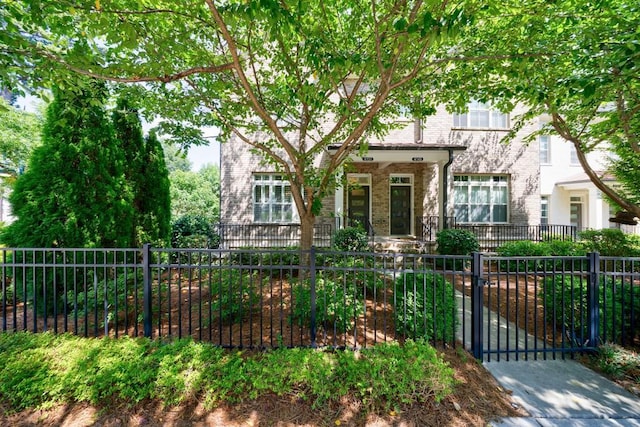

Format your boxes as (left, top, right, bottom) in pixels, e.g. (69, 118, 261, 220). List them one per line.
(394, 272, 458, 342)
(496, 240, 585, 271)
(542, 274, 640, 345)
(290, 273, 364, 333)
(171, 215, 219, 249)
(435, 229, 478, 270)
(546, 239, 585, 256)
(578, 229, 640, 257)
(436, 229, 479, 255)
(209, 268, 260, 324)
(0, 333, 456, 412)
(69, 269, 145, 329)
(333, 226, 369, 252)
(230, 248, 300, 268)
(496, 240, 550, 271)
(332, 256, 387, 295)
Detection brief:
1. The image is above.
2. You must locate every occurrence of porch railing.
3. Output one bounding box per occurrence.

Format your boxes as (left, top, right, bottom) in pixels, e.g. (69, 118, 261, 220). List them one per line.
(454, 223, 578, 251)
(216, 222, 333, 249)
(418, 216, 578, 251)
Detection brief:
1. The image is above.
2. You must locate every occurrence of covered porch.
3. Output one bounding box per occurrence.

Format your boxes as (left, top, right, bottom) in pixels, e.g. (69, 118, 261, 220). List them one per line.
(327, 144, 467, 240)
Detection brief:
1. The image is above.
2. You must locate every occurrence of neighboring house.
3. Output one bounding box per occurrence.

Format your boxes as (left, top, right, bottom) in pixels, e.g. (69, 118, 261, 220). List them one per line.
(539, 127, 640, 234)
(220, 102, 542, 247)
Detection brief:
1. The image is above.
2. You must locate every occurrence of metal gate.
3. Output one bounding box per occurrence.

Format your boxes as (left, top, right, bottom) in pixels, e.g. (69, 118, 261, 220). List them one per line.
(465, 252, 640, 362)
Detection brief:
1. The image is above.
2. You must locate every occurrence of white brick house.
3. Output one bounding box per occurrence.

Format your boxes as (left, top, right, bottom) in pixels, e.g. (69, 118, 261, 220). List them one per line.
(539, 127, 640, 234)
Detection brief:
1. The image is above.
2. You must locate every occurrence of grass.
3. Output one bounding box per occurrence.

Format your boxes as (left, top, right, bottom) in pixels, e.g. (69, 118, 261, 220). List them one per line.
(0, 332, 457, 414)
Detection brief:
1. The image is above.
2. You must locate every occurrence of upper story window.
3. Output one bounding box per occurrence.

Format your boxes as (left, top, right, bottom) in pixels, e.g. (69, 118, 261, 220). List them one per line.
(453, 101, 509, 129)
(253, 174, 296, 223)
(454, 175, 509, 223)
(539, 135, 551, 164)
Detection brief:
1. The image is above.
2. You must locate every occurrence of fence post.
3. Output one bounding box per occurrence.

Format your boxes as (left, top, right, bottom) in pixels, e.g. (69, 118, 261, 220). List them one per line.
(587, 252, 600, 347)
(143, 244, 152, 338)
(310, 246, 317, 348)
(471, 251, 484, 360)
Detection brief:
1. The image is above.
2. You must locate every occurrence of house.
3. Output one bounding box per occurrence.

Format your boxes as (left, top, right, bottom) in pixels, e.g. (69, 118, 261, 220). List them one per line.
(220, 101, 547, 249)
(539, 128, 640, 235)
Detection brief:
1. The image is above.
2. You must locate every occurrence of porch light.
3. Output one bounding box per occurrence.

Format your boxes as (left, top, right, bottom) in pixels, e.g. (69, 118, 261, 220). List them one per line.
(609, 211, 638, 225)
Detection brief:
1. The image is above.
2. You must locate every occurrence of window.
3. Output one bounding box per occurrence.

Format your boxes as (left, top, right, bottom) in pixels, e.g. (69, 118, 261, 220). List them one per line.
(253, 174, 295, 223)
(569, 144, 579, 165)
(541, 196, 549, 225)
(453, 101, 509, 129)
(453, 175, 508, 223)
(539, 135, 551, 164)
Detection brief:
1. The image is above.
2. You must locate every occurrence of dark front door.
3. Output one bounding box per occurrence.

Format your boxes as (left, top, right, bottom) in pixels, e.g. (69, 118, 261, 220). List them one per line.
(348, 186, 370, 230)
(390, 186, 411, 235)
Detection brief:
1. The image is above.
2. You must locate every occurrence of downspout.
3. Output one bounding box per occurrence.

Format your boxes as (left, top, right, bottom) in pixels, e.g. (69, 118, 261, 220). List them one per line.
(441, 148, 455, 229)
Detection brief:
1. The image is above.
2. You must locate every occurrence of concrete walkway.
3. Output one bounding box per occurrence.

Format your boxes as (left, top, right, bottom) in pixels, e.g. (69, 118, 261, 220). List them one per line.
(455, 292, 640, 426)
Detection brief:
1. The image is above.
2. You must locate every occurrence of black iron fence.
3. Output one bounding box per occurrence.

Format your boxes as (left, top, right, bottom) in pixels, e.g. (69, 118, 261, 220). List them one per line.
(216, 223, 333, 249)
(1, 246, 639, 361)
(418, 216, 578, 251)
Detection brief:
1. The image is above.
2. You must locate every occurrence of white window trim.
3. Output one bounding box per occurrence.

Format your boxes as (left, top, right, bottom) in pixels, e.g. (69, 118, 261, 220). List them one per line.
(453, 174, 509, 224)
(252, 173, 298, 224)
(539, 135, 551, 165)
(452, 101, 510, 130)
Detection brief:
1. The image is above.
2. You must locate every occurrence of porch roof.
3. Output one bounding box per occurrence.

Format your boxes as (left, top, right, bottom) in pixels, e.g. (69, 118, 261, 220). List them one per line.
(555, 171, 616, 190)
(326, 143, 467, 164)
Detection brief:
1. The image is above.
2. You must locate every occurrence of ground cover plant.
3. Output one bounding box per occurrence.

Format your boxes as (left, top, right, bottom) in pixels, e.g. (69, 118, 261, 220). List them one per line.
(0, 333, 461, 416)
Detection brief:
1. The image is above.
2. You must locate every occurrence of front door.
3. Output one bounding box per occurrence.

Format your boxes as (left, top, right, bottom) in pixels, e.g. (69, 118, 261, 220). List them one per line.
(390, 186, 411, 235)
(570, 201, 583, 230)
(348, 186, 370, 230)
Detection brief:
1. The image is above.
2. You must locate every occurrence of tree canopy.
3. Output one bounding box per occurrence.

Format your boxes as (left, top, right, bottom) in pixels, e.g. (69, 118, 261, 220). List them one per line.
(169, 165, 220, 222)
(0, 98, 42, 177)
(3, 0, 638, 245)
(0, 0, 483, 249)
(440, 0, 640, 218)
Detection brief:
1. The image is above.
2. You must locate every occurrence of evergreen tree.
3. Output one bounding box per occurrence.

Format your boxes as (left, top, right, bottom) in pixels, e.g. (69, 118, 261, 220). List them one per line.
(139, 130, 171, 246)
(112, 96, 145, 246)
(2, 80, 134, 248)
(112, 96, 171, 246)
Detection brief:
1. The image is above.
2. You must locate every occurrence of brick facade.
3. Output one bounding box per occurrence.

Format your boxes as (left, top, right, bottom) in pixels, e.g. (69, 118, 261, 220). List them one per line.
(220, 104, 541, 234)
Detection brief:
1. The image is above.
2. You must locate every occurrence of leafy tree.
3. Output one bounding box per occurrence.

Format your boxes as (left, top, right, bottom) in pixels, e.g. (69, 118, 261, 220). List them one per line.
(0, 98, 43, 222)
(0, 0, 480, 250)
(440, 0, 640, 219)
(113, 97, 171, 246)
(1, 79, 134, 248)
(0, 98, 42, 177)
(162, 141, 192, 173)
(170, 165, 219, 221)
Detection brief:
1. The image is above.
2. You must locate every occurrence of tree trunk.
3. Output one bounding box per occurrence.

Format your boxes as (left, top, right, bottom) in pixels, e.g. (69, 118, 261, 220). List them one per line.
(299, 211, 316, 271)
(299, 211, 316, 252)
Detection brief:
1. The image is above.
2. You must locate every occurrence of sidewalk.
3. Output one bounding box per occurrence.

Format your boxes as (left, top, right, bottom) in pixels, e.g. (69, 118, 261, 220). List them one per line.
(456, 292, 640, 426)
